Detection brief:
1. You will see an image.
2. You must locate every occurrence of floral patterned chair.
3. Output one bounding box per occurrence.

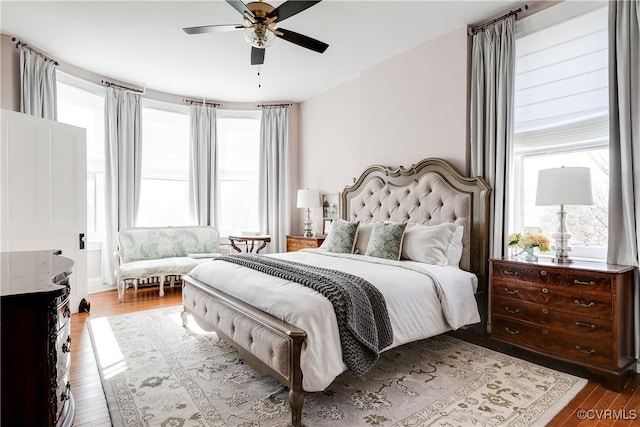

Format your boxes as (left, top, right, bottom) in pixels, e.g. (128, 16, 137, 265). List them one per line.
(114, 226, 220, 301)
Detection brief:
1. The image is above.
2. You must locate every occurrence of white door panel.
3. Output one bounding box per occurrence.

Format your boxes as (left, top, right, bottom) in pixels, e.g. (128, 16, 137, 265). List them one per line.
(1, 109, 87, 313)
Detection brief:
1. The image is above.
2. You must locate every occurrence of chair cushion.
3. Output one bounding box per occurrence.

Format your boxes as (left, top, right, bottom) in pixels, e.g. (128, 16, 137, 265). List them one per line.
(118, 257, 213, 280)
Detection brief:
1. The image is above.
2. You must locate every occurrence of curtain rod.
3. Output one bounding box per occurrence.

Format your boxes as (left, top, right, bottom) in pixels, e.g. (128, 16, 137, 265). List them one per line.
(183, 99, 222, 107)
(12, 37, 59, 66)
(468, 4, 528, 36)
(256, 103, 292, 108)
(101, 79, 145, 94)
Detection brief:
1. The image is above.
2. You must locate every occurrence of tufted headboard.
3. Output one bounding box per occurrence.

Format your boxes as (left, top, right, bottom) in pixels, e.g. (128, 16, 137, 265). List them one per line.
(340, 158, 491, 311)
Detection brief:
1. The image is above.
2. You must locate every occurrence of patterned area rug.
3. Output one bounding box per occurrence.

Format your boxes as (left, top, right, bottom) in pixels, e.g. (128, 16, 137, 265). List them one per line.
(89, 307, 586, 427)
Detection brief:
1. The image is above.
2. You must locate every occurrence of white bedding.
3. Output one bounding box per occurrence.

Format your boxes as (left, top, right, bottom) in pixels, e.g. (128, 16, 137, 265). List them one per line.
(187, 249, 480, 391)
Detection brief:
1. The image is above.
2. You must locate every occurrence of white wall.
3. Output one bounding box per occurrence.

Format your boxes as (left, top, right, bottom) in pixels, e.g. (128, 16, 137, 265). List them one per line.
(297, 28, 470, 234)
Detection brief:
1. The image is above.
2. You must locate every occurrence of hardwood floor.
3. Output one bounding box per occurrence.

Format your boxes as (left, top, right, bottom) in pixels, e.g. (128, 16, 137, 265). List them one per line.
(71, 287, 639, 426)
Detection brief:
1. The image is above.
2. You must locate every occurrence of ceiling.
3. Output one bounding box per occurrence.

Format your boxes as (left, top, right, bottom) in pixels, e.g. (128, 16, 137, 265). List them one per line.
(1, 1, 523, 103)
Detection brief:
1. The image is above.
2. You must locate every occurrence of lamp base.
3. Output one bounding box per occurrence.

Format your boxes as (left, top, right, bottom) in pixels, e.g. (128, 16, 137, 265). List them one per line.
(552, 255, 573, 264)
(551, 204, 573, 263)
(303, 208, 313, 238)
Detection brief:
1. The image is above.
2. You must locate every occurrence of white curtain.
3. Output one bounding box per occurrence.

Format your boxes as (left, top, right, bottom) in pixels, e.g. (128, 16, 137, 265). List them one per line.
(19, 46, 57, 120)
(103, 87, 142, 285)
(607, 0, 640, 361)
(188, 104, 217, 226)
(470, 17, 516, 258)
(258, 107, 290, 252)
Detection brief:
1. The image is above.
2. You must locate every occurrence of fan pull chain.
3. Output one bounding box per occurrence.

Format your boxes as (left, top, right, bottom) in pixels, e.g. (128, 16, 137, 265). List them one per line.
(258, 66, 261, 88)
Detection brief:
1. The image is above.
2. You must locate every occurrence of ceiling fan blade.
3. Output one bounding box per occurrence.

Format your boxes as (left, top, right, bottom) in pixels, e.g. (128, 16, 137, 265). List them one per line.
(267, 1, 321, 22)
(183, 24, 244, 35)
(251, 47, 265, 65)
(277, 28, 329, 53)
(226, 0, 254, 17)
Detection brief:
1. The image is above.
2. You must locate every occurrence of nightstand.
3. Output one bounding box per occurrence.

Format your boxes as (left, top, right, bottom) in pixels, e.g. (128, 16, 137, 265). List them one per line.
(490, 257, 636, 391)
(286, 235, 325, 252)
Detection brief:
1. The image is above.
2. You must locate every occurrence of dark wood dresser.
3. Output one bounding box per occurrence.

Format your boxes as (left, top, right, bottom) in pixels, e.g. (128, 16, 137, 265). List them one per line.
(1, 250, 75, 426)
(286, 235, 326, 252)
(490, 257, 636, 391)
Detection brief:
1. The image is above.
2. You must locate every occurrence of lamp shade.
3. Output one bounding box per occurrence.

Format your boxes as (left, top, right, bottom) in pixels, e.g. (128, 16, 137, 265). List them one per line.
(296, 189, 320, 209)
(535, 167, 593, 206)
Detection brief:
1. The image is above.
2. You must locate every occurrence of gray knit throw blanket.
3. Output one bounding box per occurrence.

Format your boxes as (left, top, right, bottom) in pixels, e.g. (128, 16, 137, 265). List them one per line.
(216, 253, 393, 376)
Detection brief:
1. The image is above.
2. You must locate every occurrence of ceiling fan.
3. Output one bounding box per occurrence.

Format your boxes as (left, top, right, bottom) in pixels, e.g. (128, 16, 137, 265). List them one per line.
(183, 0, 329, 66)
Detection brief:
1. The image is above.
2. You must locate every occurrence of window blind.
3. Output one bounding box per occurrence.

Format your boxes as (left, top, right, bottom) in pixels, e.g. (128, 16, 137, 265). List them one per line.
(514, 5, 608, 155)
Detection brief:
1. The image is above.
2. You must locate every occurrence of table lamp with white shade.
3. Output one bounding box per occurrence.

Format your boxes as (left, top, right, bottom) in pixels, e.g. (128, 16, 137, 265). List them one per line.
(297, 188, 320, 237)
(535, 166, 593, 264)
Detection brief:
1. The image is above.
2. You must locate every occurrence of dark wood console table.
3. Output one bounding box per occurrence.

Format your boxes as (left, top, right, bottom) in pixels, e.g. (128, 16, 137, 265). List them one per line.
(1, 250, 75, 426)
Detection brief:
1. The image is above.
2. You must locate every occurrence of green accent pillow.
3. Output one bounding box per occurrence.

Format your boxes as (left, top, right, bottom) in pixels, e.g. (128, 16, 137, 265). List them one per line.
(365, 222, 407, 260)
(321, 219, 359, 253)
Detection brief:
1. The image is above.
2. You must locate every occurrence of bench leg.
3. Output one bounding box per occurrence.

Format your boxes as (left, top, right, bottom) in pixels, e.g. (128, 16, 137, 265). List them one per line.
(159, 275, 165, 297)
(181, 309, 188, 327)
(117, 280, 125, 302)
(289, 389, 304, 427)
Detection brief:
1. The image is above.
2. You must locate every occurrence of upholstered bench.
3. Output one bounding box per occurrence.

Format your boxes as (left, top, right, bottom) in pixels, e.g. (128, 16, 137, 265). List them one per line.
(114, 226, 220, 301)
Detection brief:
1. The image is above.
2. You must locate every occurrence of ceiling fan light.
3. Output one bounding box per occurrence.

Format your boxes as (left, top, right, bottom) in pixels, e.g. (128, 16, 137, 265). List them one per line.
(245, 25, 276, 48)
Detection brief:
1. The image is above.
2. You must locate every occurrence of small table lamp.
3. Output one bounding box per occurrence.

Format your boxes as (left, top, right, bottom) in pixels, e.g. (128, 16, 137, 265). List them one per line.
(297, 189, 320, 237)
(535, 166, 593, 263)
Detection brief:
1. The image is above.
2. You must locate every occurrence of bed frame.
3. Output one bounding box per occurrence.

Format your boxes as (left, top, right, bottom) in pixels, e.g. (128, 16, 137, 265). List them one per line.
(181, 157, 491, 427)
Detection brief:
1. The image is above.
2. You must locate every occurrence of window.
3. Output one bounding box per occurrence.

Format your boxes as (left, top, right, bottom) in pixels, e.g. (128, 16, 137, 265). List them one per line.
(216, 110, 261, 237)
(56, 72, 105, 241)
(137, 101, 191, 226)
(510, 5, 608, 260)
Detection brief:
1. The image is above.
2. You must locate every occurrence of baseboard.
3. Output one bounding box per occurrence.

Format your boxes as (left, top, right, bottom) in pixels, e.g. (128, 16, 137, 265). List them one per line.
(88, 278, 116, 294)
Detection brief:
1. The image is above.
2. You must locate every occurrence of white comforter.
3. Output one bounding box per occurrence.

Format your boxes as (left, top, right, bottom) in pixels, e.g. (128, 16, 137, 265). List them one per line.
(187, 249, 480, 391)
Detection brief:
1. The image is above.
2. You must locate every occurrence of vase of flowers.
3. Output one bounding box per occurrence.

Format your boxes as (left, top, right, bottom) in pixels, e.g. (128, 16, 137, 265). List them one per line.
(506, 231, 550, 262)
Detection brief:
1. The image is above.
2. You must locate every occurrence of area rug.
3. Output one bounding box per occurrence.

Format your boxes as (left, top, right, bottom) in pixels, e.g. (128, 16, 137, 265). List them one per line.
(88, 306, 586, 427)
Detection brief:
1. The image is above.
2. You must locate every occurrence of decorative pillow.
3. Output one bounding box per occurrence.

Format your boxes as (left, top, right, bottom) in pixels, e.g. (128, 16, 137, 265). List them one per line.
(354, 222, 374, 254)
(364, 222, 407, 260)
(320, 219, 359, 253)
(401, 222, 458, 266)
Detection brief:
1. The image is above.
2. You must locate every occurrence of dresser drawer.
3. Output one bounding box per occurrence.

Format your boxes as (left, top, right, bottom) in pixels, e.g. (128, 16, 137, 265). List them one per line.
(492, 296, 612, 340)
(286, 236, 325, 252)
(492, 281, 612, 318)
(492, 263, 612, 293)
(56, 293, 71, 330)
(492, 316, 614, 369)
(55, 327, 71, 382)
(55, 374, 71, 425)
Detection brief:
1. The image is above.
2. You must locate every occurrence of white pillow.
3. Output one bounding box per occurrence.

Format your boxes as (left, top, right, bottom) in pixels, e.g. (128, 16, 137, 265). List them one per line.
(446, 225, 464, 268)
(401, 223, 459, 266)
(354, 223, 374, 254)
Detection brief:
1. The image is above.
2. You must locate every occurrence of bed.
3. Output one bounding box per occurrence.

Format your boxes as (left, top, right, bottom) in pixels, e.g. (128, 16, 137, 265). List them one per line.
(181, 157, 491, 427)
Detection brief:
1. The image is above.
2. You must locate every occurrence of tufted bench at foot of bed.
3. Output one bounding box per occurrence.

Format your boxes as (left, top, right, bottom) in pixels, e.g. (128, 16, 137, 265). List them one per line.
(181, 275, 307, 427)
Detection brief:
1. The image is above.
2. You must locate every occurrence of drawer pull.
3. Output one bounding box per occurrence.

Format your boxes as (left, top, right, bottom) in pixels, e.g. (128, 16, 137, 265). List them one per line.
(575, 345, 597, 355)
(505, 327, 519, 335)
(574, 279, 595, 285)
(504, 288, 520, 295)
(504, 307, 520, 314)
(503, 270, 519, 276)
(62, 335, 71, 353)
(541, 288, 549, 294)
(575, 321, 596, 330)
(542, 329, 549, 335)
(60, 382, 71, 402)
(574, 300, 595, 308)
(542, 308, 549, 314)
(540, 270, 547, 276)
